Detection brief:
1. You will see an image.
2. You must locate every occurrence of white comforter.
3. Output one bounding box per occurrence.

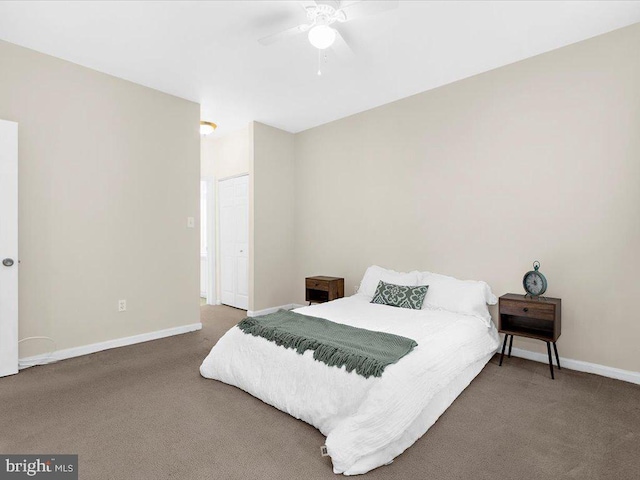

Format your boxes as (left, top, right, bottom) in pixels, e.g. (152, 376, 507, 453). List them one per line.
(200, 294, 500, 475)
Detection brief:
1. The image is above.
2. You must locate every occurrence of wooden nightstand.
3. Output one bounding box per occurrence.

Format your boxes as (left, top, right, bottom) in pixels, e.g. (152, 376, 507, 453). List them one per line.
(498, 293, 562, 379)
(305, 276, 344, 305)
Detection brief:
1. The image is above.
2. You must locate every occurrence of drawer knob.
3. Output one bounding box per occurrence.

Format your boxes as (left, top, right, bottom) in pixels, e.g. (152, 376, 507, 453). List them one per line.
(315, 283, 319, 287)
(523, 307, 529, 313)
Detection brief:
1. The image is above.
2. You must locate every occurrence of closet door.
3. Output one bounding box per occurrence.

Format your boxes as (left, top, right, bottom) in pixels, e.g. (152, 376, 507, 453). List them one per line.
(0, 119, 18, 377)
(219, 175, 249, 310)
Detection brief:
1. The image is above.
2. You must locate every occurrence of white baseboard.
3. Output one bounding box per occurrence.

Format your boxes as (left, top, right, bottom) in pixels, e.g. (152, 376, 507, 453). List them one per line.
(248, 303, 306, 317)
(19, 323, 202, 369)
(508, 346, 640, 385)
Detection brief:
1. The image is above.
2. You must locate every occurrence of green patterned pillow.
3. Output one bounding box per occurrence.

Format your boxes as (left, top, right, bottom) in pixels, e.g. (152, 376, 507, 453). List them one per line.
(371, 280, 428, 310)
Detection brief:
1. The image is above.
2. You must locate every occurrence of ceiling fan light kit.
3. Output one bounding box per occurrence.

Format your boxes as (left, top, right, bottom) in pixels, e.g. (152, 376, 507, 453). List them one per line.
(305, 3, 343, 50)
(308, 25, 337, 50)
(258, 1, 399, 73)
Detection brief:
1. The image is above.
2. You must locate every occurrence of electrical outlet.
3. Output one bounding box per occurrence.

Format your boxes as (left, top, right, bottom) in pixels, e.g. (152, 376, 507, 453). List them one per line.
(354, 285, 359, 294)
(187, 217, 195, 228)
(118, 299, 126, 312)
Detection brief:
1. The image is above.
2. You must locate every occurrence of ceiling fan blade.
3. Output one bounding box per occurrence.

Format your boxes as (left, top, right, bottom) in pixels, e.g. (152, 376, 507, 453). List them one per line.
(258, 23, 311, 46)
(330, 29, 356, 62)
(337, 0, 399, 23)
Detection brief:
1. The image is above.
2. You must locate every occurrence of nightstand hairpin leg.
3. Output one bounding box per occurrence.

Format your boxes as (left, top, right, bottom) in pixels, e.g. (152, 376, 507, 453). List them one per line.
(553, 342, 561, 370)
(546, 342, 555, 379)
(507, 335, 513, 358)
(499, 334, 509, 366)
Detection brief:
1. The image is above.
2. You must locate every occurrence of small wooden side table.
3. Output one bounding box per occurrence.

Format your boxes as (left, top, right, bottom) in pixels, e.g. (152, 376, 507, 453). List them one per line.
(498, 293, 562, 379)
(305, 276, 344, 305)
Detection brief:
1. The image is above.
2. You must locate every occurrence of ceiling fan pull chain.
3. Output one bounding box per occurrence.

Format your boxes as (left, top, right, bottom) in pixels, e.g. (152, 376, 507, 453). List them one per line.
(317, 50, 329, 77)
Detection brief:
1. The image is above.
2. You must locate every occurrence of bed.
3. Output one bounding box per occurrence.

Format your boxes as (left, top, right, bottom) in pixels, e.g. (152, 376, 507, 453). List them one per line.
(200, 266, 500, 475)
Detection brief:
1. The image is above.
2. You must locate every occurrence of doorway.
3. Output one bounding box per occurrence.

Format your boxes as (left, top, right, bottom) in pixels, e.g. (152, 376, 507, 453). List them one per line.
(218, 175, 249, 310)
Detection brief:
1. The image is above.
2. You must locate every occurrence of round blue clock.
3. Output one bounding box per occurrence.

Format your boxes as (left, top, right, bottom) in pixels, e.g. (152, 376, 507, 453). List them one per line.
(523, 261, 547, 297)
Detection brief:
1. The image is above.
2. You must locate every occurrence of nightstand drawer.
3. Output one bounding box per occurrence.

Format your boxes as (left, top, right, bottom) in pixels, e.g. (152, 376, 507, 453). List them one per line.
(306, 278, 330, 292)
(500, 299, 555, 321)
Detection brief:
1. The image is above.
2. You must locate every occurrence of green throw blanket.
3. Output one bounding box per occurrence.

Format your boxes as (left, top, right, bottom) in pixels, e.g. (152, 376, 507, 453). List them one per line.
(237, 310, 418, 378)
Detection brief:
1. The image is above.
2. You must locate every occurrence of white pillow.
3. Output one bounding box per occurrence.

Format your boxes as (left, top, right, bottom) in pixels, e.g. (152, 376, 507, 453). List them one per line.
(419, 271, 497, 327)
(359, 266, 420, 298)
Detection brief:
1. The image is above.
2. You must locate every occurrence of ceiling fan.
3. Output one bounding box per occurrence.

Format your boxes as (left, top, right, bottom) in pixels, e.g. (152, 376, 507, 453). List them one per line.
(258, 1, 399, 63)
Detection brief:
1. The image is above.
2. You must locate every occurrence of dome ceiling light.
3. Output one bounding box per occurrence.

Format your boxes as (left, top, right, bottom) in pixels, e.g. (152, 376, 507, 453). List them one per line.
(200, 121, 217, 136)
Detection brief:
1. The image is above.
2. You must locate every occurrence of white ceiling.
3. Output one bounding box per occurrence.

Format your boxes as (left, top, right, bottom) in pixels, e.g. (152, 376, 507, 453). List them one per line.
(1, 1, 639, 135)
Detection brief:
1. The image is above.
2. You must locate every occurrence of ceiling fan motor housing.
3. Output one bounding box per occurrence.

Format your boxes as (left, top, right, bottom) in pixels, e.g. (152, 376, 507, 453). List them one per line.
(306, 3, 346, 25)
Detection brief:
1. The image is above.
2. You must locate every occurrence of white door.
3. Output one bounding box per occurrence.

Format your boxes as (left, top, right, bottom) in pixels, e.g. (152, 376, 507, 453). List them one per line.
(219, 175, 249, 310)
(0, 119, 18, 377)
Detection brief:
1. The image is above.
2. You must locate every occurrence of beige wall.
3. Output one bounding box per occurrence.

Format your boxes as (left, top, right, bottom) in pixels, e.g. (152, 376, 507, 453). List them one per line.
(252, 122, 295, 312)
(293, 24, 640, 372)
(0, 40, 201, 358)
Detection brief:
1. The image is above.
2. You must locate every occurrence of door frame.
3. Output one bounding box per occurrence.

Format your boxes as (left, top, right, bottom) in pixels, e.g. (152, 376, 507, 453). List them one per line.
(0, 119, 19, 377)
(202, 176, 216, 305)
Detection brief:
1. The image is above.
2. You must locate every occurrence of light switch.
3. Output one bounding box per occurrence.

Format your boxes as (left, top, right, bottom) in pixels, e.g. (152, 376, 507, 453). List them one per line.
(187, 217, 195, 228)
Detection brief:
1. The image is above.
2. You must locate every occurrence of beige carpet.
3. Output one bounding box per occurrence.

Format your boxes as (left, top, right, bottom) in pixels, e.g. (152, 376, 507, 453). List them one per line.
(1, 305, 639, 480)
